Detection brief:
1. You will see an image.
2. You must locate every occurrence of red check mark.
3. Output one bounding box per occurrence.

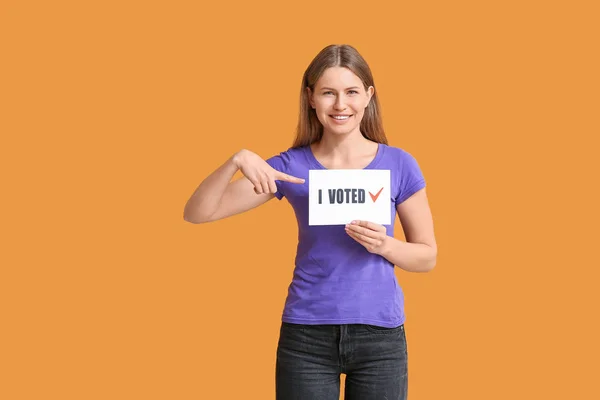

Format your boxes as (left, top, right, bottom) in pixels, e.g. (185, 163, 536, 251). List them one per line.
(369, 187, 384, 202)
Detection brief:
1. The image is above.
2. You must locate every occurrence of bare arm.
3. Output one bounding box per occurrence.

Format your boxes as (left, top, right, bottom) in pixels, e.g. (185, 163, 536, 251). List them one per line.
(383, 188, 437, 272)
(183, 150, 304, 224)
(183, 155, 270, 224)
(345, 188, 437, 272)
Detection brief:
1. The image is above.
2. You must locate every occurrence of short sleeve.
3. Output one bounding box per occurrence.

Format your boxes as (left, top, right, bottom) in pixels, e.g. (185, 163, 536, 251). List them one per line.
(265, 151, 290, 200)
(395, 150, 426, 206)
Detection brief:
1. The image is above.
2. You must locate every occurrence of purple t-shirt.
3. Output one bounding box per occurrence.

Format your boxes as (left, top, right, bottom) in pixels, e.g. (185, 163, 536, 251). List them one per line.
(266, 142, 426, 328)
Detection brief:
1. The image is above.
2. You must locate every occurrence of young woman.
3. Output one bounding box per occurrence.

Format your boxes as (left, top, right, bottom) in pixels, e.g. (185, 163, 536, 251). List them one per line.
(184, 44, 437, 400)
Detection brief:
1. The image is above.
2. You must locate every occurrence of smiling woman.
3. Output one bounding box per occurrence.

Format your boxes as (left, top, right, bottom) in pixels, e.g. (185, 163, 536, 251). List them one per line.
(183, 44, 437, 400)
(292, 48, 387, 150)
(308, 69, 374, 134)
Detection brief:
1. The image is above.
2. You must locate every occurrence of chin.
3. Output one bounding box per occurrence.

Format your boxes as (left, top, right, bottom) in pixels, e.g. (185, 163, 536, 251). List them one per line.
(327, 127, 357, 136)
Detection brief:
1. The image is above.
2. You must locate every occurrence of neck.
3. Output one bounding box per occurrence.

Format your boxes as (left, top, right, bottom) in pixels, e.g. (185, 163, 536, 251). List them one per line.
(315, 130, 372, 156)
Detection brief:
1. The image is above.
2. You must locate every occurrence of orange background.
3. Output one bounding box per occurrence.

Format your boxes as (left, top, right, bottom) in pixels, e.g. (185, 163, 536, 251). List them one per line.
(2, 0, 599, 399)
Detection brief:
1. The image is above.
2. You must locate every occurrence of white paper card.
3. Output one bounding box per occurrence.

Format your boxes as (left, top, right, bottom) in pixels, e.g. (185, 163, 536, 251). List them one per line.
(308, 169, 391, 226)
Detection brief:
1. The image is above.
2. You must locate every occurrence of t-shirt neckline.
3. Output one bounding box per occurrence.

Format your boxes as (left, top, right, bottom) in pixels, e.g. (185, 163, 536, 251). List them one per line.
(305, 142, 384, 170)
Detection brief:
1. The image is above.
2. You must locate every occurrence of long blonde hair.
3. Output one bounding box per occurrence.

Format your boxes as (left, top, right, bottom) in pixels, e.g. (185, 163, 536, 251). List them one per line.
(291, 44, 388, 148)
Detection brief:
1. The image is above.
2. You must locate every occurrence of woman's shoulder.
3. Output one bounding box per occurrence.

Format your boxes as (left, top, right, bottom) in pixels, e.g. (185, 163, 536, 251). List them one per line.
(271, 145, 308, 162)
(379, 143, 416, 162)
(377, 143, 426, 178)
(266, 145, 309, 169)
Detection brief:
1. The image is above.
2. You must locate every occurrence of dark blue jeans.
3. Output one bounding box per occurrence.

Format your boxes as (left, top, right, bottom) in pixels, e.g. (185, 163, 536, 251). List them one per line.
(276, 322, 408, 399)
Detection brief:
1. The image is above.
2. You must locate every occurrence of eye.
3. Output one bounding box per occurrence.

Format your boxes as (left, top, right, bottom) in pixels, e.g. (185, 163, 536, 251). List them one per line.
(323, 91, 334, 95)
(348, 90, 359, 95)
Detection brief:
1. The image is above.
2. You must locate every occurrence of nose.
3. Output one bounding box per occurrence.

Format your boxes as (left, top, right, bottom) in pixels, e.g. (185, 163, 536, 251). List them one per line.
(334, 94, 347, 111)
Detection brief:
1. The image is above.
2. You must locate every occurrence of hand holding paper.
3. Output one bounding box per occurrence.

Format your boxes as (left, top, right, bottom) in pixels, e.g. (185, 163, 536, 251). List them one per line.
(345, 220, 390, 255)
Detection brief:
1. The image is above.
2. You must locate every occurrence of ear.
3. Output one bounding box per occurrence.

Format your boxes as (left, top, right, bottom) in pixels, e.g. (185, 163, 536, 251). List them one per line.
(365, 86, 374, 108)
(306, 87, 315, 109)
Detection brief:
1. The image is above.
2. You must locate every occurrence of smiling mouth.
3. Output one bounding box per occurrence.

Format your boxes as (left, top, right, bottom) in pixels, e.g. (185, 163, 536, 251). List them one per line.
(330, 115, 352, 120)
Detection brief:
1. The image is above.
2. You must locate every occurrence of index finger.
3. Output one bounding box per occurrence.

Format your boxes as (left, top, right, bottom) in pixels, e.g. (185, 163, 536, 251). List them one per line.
(351, 220, 385, 231)
(274, 171, 305, 184)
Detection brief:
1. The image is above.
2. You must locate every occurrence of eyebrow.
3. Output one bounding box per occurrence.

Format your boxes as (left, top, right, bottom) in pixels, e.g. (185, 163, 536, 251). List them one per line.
(320, 86, 361, 91)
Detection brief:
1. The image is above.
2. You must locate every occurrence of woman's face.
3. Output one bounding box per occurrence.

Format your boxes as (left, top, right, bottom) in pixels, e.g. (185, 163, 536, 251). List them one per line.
(308, 67, 374, 138)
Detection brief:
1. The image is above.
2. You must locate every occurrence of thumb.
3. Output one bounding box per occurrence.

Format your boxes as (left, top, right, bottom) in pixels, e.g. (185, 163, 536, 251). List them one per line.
(274, 171, 305, 184)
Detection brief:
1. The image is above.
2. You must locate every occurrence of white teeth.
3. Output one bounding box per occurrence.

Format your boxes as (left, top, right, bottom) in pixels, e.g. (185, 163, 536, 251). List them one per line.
(332, 115, 350, 120)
